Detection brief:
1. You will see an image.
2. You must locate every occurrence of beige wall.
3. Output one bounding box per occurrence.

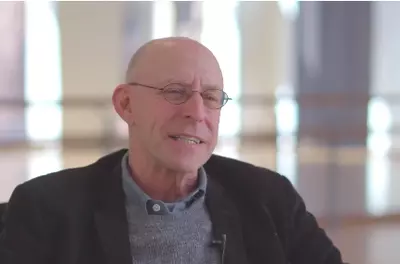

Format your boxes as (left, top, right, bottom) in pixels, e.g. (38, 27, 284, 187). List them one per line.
(58, 1, 125, 141)
(238, 1, 285, 168)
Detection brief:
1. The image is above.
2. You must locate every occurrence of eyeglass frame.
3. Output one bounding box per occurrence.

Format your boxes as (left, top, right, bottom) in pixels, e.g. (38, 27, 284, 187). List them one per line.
(126, 82, 232, 109)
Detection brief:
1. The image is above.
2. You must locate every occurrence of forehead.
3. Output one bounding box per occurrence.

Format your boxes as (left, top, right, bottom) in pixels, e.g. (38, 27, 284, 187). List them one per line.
(129, 42, 223, 88)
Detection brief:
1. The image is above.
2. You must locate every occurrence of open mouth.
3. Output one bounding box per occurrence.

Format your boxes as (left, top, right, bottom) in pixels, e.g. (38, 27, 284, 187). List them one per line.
(169, 135, 204, 145)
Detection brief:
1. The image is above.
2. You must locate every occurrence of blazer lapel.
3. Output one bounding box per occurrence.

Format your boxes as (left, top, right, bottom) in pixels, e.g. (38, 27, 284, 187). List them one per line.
(94, 163, 132, 264)
(205, 177, 249, 264)
(242, 203, 288, 264)
(205, 163, 287, 264)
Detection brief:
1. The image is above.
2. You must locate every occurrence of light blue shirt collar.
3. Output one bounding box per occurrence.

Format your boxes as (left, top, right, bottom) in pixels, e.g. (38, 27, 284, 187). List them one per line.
(121, 151, 207, 215)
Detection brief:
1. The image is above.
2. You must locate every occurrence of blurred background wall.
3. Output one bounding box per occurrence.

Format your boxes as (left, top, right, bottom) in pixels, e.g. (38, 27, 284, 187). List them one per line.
(1, 1, 400, 263)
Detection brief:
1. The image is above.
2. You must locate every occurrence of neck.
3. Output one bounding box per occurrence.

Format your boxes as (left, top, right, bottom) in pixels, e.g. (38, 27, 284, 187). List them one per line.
(128, 149, 198, 202)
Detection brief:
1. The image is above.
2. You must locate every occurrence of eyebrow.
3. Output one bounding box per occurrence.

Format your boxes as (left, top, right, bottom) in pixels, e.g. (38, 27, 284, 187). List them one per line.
(169, 81, 222, 91)
(202, 84, 222, 90)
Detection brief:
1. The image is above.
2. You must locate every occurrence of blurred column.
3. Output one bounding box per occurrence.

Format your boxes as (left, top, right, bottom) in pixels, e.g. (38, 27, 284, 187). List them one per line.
(370, 2, 400, 215)
(0, 2, 26, 201)
(174, 1, 202, 40)
(237, 1, 284, 168)
(295, 1, 371, 221)
(0, 2, 25, 144)
(58, 2, 151, 147)
(116, 1, 154, 141)
(123, 2, 153, 68)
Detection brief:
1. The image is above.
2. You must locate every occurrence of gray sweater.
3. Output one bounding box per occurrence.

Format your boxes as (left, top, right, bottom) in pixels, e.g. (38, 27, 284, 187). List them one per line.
(121, 152, 221, 263)
(125, 198, 221, 264)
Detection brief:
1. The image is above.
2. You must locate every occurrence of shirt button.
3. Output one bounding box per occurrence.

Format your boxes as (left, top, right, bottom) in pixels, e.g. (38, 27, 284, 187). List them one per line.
(152, 204, 161, 212)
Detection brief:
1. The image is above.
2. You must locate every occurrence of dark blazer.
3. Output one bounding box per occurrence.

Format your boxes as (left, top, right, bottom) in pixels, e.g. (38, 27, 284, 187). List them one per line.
(0, 203, 6, 233)
(0, 149, 345, 264)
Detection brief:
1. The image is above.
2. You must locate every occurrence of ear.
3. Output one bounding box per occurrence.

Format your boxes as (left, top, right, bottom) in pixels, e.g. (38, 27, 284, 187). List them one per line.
(112, 84, 133, 124)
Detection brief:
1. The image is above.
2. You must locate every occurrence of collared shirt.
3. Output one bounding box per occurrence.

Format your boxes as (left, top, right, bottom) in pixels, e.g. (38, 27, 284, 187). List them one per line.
(121, 152, 207, 215)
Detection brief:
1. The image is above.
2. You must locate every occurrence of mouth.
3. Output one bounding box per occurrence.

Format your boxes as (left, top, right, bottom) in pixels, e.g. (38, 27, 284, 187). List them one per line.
(168, 135, 204, 145)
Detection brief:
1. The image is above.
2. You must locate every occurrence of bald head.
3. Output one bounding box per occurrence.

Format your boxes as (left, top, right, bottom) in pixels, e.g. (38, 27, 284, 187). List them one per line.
(125, 37, 223, 87)
(113, 37, 225, 174)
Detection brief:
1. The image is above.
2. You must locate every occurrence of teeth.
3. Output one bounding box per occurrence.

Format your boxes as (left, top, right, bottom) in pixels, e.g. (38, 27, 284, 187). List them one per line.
(171, 136, 201, 144)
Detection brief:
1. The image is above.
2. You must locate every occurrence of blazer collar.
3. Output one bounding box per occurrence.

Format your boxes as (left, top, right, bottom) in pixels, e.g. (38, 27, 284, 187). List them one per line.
(205, 177, 249, 264)
(93, 158, 132, 264)
(204, 157, 287, 264)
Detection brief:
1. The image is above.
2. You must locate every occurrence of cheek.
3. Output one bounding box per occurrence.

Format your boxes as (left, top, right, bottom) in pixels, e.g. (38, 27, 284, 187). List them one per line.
(130, 95, 159, 126)
(207, 112, 221, 136)
(148, 107, 177, 135)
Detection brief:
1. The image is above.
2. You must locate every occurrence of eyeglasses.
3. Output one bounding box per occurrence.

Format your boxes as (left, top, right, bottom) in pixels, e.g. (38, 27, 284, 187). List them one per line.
(127, 82, 231, 109)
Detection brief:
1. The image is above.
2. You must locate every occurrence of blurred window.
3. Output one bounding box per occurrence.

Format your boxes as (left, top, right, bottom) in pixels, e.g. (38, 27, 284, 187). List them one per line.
(366, 97, 392, 215)
(24, 1, 62, 142)
(152, 1, 175, 39)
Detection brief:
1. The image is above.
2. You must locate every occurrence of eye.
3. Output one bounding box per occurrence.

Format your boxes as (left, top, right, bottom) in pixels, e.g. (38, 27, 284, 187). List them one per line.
(203, 90, 223, 102)
(165, 88, 185, 94)
(203, 94, 218, 102)
(164, 84, 186, 93)
(163, 83, 189, 103)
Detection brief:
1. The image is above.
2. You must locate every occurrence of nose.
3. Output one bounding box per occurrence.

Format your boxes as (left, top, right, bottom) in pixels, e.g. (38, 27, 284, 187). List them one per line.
(182, 91, 206, 122)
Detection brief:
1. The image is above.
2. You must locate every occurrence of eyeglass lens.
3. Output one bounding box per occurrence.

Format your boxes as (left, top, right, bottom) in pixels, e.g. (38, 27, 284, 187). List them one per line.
(162, 83, 228, 109)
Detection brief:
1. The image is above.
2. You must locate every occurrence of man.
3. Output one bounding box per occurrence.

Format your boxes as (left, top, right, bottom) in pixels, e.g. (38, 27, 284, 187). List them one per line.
(0, 37, 345, 264)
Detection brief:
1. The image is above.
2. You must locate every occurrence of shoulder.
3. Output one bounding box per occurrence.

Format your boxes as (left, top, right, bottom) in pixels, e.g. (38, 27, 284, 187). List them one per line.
(205, 156, 345, 263)
(7, 149, 127, 209)
(205, 154, 293, 197)
(205, 154, 298, 215)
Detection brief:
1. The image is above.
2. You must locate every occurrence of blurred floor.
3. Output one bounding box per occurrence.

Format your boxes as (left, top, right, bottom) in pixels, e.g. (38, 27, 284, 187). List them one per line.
(326, 222, 400, 264)
(1, 142, 399, 264)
